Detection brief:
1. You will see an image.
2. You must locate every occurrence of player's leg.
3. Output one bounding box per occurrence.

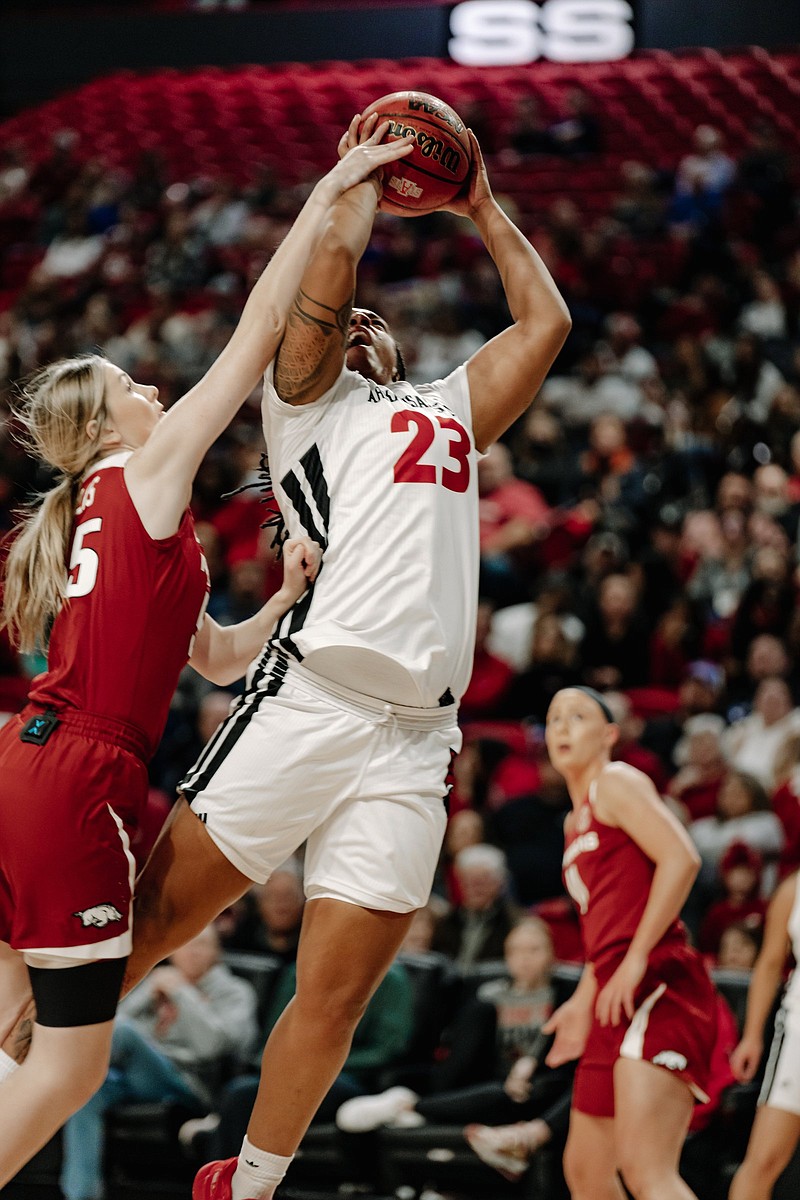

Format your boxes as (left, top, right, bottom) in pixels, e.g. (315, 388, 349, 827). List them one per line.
(194, 898, 413, 1200)
(613, 1057, 696, 1200)
(563, 1109, 626, 1200)
(250, 896, 413, 1150)
(0, 958, 123, 1188)
(123, 800, 252, 995)
(729, 1106, 800, 1200)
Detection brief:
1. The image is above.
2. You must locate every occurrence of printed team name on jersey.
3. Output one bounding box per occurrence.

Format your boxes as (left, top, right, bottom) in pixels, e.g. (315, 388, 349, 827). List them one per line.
(562, 830, 600, 868)
(366, 382, 449, 413)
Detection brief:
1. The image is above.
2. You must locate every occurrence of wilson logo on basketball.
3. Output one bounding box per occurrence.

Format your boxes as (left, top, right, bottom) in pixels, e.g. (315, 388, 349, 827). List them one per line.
(384, 122, 463, 176)
(389, 175, 423, 199)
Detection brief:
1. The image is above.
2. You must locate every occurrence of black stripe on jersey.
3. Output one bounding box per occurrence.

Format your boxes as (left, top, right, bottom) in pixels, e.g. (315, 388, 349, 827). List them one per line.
(281, 469, 326, 550)
(271, 444, 330, 661)
(299, 444, 330, 530)
(759, 1004, 787, 1106)
(180, 649, 285, 801)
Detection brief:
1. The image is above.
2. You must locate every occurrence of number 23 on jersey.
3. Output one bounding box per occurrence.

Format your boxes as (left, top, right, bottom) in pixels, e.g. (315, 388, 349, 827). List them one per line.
(391, 410, 471, 493)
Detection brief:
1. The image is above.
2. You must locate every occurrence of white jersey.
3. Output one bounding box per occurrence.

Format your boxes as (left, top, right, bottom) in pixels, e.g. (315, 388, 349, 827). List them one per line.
(260, 360, 480, 708)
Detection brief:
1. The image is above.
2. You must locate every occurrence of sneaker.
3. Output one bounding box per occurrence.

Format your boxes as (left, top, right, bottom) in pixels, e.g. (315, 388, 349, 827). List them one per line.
(336, 1086, 419, 1132)
(192, 1157, 238, 1200)
(464, 1125, 529, 1182)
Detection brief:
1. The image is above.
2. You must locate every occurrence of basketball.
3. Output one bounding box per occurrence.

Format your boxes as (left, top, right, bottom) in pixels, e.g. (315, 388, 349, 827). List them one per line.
(360, 91, 472, 216)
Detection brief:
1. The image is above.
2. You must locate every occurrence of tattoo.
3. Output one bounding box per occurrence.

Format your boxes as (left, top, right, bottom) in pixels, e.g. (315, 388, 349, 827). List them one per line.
(2, 999, 36, 1065)
(275, 288, 354, 403)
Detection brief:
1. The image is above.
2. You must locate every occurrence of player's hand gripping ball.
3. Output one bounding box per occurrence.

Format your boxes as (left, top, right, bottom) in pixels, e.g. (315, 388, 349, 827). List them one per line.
(360, 91, 472, 216)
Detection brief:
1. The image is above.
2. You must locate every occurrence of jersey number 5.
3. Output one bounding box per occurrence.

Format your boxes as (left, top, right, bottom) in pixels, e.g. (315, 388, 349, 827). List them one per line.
(66, 518, 102, 598)
(391, 411, 471, 493)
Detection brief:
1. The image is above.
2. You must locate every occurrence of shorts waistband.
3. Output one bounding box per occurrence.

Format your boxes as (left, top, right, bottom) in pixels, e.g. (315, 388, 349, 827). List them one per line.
(278, 655, 458, 731)
(22, 704, 150, 760)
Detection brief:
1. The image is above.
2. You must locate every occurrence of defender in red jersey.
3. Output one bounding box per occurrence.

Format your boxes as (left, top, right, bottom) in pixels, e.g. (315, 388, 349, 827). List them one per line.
(0, 128, 414, 1189)
(543, 687, 717, 1200)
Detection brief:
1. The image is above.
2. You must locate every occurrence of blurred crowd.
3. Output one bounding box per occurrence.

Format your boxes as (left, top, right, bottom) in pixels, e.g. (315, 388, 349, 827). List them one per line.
(0, 96, 799, 984)
(1, 73, 799, 1199)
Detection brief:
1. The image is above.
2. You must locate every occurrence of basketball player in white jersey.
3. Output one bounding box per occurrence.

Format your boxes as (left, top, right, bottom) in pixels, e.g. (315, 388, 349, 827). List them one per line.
(121, 118, 570, 1200)
(729, 871, 800, 1200)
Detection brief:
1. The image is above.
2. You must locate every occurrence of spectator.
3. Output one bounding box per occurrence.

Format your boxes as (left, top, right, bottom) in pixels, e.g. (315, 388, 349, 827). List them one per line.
(489, 752, 570, 906)
(739, 271, 788, 339)
(579, 572, 649, 690)
(667, 713, 727, 822)
(505, 96, 553, 160)
(61, 927, 257, 1200)
(674, 124, 736, 211)
(724, 677, 800, 789)
(547, 88, 602, 157)
(248, 862, 306, 963)
(501, 613, 580, 723)
(478, 443, 552, 604)
(689, 770, 784, 896)
(605, 691, 668, 792)
(716, 921, 762, 971)
(431, 845, 519, 969)
(459, 600, 515, 722)
(698, 841, 767, 956)
(336, 919, 573, 1141)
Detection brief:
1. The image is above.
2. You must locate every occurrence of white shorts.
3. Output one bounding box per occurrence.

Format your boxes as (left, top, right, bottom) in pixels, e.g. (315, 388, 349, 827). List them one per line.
(180, 652, 460, 913)
(759, 1004, 800, 1116)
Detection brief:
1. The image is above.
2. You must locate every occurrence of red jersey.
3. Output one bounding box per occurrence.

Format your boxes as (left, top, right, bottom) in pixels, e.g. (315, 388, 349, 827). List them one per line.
(29, 452, 209, 760)
(562, 781, 685, 982)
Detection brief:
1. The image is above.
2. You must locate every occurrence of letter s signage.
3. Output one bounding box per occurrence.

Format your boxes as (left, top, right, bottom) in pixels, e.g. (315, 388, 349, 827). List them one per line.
(448, 0, 635, 66)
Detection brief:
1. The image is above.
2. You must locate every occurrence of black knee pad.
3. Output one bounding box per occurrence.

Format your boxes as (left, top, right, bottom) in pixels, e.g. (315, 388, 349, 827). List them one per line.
(28, 957, 127, 1027)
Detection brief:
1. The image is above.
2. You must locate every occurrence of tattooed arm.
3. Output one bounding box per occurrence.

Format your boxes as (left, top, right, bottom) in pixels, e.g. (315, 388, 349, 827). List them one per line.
(274, 177, 381, 406)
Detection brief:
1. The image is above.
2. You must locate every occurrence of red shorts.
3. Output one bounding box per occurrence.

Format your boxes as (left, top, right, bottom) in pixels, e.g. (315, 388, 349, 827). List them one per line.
(0, 706, 149, 963)
(573, 942, 717, 1118)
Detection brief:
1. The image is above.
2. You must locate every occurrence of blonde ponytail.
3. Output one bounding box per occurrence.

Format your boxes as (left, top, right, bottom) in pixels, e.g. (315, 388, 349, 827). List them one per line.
(3, 355, 108, 653)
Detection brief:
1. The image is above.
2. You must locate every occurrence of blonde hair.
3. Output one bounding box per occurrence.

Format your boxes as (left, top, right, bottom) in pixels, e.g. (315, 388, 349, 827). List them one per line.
(3, 355, 108, 653)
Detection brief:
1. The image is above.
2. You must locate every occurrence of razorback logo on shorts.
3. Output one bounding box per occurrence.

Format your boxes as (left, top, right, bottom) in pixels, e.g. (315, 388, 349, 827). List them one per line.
(73, 903, 123, 928)
(652, 1050, 688, 1072)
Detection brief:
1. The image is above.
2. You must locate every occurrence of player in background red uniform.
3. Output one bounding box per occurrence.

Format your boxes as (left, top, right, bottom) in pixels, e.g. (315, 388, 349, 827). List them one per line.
(543, 687, 717, 1200)
(0, 126, 414, 1190)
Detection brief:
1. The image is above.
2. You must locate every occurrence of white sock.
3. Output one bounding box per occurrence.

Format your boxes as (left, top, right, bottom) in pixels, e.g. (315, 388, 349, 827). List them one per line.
(0, 1048, 20, 1083)
(231, 1136, 293, 1200)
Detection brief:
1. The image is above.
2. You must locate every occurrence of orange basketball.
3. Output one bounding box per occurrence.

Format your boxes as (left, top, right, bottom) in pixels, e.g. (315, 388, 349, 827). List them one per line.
(361, 91, 472, 217)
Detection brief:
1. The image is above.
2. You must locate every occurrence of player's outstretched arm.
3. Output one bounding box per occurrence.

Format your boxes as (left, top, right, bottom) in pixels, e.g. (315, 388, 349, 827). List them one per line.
(127, 125, 414, 537)
(271, 115, 412, 407)
(443, 132, 571, 451)
(730, 874, 794, 1082)
(189, 538, 321, 685)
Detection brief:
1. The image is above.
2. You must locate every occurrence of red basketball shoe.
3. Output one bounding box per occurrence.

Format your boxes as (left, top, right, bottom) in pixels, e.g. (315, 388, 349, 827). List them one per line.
(192, 1157, 240, 1200)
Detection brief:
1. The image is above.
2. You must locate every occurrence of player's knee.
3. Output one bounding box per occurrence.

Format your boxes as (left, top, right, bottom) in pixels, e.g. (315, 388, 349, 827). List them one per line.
(295, 977, 371, 1036)
(563, 1141, 595, 1197)
(616, 1153, 664, 1200)
(32, 1041, 109, 1109)
(740, 1141, 795, 1183)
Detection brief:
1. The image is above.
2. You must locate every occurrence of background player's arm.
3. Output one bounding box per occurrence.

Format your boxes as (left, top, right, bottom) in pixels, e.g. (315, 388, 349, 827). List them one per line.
(444, 133, 571, 451)
(189, 538, 320, 685)
(126, 130, 413, 537)
(593, 763, 701, 1026)
(730, 875, 794, 1082)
